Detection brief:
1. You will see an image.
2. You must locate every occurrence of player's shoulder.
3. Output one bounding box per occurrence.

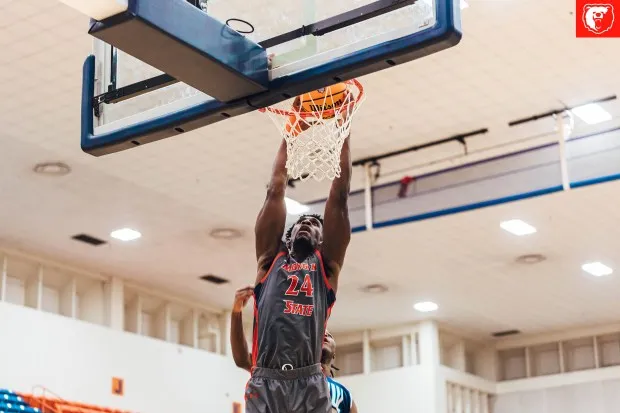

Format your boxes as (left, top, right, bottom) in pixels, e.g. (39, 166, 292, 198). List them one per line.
(327, 376, 350, 393)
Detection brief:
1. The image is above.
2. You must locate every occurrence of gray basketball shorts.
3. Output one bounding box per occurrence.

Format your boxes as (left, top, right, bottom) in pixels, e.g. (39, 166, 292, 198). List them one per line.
(245, 363, 331, 413)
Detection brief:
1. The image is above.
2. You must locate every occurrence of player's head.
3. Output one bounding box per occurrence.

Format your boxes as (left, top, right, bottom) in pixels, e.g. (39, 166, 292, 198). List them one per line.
(321, 329, 336, 367)
(285, 214, 324, 252)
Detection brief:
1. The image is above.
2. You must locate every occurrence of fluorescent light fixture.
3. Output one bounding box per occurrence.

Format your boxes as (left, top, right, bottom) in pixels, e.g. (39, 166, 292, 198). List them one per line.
(460, 0, 469, 9)
(285, 197, 310, 215)
(413, 301, 439, 312)
(571, 103, 612, 125)
(582, 262, 613, 277)
(110, 228, 142, 241)
(500, 219, 537, 236)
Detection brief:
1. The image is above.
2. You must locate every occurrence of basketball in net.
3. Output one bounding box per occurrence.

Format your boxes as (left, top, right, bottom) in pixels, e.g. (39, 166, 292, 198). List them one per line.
(260, 79, 365, 182)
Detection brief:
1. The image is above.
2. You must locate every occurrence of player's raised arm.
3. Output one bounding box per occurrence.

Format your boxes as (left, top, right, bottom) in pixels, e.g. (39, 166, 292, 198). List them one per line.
(320, 134, 352, 292)
(230, 286, 254, 372)
(254, 138, 288, 281)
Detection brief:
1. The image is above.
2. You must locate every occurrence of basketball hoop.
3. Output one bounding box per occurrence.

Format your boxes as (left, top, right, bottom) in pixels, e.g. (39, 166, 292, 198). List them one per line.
(260, 79, 365, 182)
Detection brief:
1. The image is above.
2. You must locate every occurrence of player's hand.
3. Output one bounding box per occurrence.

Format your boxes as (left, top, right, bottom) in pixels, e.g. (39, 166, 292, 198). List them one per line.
(233, 286, 254, 313)
(337, 90, 354, 127)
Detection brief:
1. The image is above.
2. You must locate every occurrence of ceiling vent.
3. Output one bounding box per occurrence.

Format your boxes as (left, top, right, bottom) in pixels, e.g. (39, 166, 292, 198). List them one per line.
(71, 234, 107, 246)
(199, 274, 229, 285)
(515, 254, 546, 264)
(492, 329, 521, 338)
(33, 162, 71, 176)
(209, 228, 242, 239)
(360, 284, 388, 294)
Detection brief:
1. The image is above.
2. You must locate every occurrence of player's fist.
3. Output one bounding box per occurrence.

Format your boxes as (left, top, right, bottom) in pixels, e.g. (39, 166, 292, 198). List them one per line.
(233, 286, 254, 313)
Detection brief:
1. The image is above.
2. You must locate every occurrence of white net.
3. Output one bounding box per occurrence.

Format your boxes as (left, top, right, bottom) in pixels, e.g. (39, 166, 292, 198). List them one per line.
(260, 79, 365, 182)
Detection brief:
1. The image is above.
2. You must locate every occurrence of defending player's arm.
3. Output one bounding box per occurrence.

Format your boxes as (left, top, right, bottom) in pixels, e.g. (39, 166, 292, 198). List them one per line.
(254, 138, 289, 284)
(351, 400, 359, 413)
(320, 134, 352, 292)
(230, 286, 254, 372)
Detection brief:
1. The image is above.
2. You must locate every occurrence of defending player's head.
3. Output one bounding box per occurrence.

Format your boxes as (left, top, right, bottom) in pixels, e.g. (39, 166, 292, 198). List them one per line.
(285, 214, 324, 253)
(321, 329, 337, 376)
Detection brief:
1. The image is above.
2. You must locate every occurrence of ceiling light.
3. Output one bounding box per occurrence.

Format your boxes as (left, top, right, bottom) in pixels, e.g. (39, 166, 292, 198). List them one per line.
(285, 197, 310, 215)
(500, 219, 537, 236)
(413, 301, 438, 313)
(460, 0, 469, 9)
(582, 262, 613, 277)
(110, 228, 142, 241)
(571, 103, 612, 125)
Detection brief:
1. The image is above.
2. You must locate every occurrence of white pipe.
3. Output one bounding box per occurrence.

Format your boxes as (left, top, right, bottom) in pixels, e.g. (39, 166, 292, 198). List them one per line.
(556, 112, 571, 191)
(363, 163, 373, 230)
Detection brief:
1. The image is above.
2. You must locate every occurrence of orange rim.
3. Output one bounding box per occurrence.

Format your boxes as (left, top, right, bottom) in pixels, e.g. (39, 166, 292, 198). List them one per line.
(259, 79, 364, 119)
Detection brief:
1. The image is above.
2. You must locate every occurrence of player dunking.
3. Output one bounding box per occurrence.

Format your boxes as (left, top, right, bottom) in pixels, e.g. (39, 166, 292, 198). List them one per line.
(242, 122, 351, 412)
(231, 287, 358, 413)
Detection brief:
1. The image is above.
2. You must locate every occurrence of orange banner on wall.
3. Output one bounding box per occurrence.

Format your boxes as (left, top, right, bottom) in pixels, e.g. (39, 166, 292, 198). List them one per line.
(112, 377, 124, 396)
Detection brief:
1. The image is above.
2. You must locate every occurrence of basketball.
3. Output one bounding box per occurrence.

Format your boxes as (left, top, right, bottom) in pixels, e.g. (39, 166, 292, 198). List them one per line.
(299, 83, 348, 119)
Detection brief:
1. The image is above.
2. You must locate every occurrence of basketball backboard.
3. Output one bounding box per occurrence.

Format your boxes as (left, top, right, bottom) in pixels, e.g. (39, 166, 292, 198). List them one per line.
(82, 0, 461, 155)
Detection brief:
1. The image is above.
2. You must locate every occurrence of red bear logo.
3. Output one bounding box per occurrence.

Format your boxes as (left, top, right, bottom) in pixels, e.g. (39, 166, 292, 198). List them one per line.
(582, 4, 615, 34)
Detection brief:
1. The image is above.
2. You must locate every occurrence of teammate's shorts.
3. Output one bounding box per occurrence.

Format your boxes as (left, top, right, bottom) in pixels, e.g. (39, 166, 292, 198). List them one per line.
(245, 363, 331, 413)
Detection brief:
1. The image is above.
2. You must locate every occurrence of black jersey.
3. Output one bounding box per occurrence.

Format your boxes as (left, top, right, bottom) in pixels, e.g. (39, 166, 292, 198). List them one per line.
(252, 250, 336, 369)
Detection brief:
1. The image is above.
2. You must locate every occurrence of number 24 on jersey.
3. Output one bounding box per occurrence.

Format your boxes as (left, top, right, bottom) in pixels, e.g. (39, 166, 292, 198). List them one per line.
(285, 274, 314, 297)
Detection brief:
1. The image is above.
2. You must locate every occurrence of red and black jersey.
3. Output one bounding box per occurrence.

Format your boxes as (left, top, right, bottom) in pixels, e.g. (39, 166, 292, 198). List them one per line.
(252, 250, 336, 369)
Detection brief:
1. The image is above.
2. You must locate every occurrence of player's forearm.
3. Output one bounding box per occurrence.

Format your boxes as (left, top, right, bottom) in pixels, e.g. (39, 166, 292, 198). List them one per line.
(230, 311, 251, 371)
(330, 136, 352, 200)
(267, 139, 288, 195)
(320, 136, 352, 272)
(255, 139, 288, 261)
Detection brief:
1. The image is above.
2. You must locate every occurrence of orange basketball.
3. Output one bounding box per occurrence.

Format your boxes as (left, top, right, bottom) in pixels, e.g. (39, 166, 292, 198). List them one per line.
(284, 83, 349, 136)
(285, 113, 310, 136)
(299, 83, 348, 119)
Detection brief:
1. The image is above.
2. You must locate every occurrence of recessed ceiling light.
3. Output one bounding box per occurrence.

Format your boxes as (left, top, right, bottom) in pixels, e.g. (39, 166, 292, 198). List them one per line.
(413, 301, 438, 313)
(285, 197, 310, 215)
(500, 219, 537, 236)
(110, 228, 142, 241)
(571, 103, 612, 125)
(33, 162, 71, 176)
(582, 262, 613, 277)
(460, 0, 469, 9)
